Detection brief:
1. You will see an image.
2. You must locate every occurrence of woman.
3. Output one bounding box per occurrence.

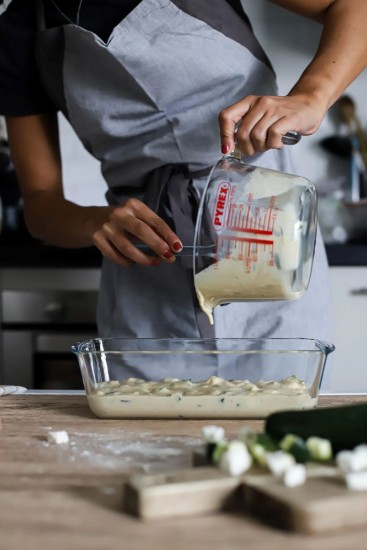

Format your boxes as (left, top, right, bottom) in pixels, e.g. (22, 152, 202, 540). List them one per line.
(0, 1, 366, 353)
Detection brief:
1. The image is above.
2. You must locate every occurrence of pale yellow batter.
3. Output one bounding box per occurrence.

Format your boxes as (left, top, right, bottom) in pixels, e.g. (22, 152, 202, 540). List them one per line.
(87, 375, 316, 419)
(195, 257, 302, 324)
(195, 169, 307, 324)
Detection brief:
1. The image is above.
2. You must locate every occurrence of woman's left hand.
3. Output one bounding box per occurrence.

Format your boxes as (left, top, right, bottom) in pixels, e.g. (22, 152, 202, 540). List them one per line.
(218, 93, 327, 156)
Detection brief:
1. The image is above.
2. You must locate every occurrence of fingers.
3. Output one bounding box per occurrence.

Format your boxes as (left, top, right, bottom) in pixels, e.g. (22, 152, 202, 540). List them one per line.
(219, 95, 305, 156)
(92, 198, 183, 268)
(93, 231, 136, 268)
(219, 96, 253, 154)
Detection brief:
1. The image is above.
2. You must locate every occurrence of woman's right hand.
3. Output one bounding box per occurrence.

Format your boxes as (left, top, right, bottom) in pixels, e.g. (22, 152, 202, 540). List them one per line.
(5, 114, 181, 268)
(92, 198, 183, 267)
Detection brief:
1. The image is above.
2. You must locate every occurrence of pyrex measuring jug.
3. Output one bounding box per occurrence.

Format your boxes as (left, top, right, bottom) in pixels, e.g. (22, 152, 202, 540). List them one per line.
(193, 152, 317, 324)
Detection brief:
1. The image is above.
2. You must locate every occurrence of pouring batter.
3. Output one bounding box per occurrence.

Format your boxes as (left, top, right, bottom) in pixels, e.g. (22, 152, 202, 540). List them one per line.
(1, 1, 367, 383)
(194, 166, 311, 324)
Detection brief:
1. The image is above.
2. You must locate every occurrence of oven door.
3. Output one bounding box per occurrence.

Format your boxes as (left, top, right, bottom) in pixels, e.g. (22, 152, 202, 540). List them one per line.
(1, 289, 98, 389)
(2, 330, 96, 389)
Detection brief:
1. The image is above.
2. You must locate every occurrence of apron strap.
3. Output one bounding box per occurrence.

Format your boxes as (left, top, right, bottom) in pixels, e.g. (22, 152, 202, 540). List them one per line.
(143, 164, 212, 264)
(144, 165, 215, 338)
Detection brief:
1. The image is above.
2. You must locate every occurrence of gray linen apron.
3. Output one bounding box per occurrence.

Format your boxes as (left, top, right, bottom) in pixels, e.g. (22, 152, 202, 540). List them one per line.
(36, 0, 333, 383)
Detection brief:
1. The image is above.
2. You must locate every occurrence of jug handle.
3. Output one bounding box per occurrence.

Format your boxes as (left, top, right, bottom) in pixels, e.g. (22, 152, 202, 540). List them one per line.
(231, 130, 301, 159)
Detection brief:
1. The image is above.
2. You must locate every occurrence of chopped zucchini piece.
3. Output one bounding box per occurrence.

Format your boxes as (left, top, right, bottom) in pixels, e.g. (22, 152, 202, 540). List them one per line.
(265, 404, 367, 452)
(279, 434, 311, 463)
(211, 441, 229, 465)
(306, 436, 333, 462)
(265, 450, 295, 476)
(219, 441, 252, 476)
(247, 434, 277, 466)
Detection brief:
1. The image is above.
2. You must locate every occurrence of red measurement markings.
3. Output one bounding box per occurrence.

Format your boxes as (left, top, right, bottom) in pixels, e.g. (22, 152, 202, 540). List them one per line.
(226, 199, 275, 236)
(244, 194, 252, 228)
(218, 236, 273, 273)
(228, 216, 273, 236)
(227, 203, 236, 229)
(220, 235, 273, 246)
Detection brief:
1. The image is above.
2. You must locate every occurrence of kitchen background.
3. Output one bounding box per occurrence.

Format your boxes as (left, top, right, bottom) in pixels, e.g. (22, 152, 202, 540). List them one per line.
(0, 1, 366, 392)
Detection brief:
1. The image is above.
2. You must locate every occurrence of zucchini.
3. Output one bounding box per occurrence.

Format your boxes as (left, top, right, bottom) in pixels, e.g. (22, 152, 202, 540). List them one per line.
(265, 403, 367, 453)
(279, 434, 311, 463)
(211, 442, 229, 465)
(306, 437, 333, 462)
(247, 433, 278, 466)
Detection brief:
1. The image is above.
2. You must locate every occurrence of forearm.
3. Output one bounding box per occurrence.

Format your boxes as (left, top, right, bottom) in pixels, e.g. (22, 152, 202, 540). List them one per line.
(5, 113, 113, 249)
(288, 0, 367, 110)
(24, 191, 113, 248)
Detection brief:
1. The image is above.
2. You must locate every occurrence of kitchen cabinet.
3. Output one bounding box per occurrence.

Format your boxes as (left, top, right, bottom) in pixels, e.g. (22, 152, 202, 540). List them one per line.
(328, 267, 367, 393)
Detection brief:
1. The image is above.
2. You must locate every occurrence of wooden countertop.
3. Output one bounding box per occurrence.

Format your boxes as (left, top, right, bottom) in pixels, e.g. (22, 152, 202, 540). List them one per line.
(1, 394, 367, 550)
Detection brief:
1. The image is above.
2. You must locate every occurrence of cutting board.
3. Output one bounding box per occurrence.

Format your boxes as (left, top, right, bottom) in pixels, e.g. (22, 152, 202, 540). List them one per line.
(124, 449, 367, 534)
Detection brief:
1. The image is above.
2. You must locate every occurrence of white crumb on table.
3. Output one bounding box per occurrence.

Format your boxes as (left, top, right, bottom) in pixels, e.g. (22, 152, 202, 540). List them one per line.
(47, 430, 70, 444)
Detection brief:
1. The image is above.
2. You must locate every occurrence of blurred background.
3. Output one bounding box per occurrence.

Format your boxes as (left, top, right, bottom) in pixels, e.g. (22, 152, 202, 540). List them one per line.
(0, 0, 366, 394)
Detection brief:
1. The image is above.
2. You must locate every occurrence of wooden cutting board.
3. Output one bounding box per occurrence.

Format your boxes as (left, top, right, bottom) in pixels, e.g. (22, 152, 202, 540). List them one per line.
(243, 473, 367, 534)
(124, 450, 367, 534)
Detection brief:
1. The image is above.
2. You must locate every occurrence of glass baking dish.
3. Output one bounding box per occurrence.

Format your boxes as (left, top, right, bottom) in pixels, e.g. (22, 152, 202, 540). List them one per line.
(71, 338, 334, 419)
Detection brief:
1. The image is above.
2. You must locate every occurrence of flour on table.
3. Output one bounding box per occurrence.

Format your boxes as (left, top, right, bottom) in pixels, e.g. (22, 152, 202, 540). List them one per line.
(45, 429, 202, 472)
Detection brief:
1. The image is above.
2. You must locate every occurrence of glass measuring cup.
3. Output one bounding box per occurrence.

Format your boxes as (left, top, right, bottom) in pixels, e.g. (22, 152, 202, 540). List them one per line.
(193, 153, 317, 324)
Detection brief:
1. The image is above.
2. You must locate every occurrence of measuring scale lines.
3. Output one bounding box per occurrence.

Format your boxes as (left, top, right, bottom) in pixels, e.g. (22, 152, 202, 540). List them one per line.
(226, 194, 277, 235)
(217, 191, 278, 271)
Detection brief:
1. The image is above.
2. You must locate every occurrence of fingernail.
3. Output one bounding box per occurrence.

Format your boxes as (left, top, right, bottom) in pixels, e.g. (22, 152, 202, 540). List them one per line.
(221, 144, 230, 155)
(163, 250, 174, 259)
(173, 241, 182, 252)
(151, 259, 159, 267)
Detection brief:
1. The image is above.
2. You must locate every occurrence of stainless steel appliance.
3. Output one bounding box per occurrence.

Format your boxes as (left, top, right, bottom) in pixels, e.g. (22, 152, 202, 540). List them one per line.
(1, 289, 98, 389)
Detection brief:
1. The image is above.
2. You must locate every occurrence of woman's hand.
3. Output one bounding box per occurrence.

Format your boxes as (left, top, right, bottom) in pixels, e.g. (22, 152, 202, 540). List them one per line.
(219, 93, 327, 156)
(92, 198, 183, 267)
(6, 115, 181, 268)
(219, 0, 367, 157)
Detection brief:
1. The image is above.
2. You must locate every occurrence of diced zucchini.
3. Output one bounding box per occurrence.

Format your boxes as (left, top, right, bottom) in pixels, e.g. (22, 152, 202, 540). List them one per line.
(336, 446, 367, 473)
(283, 463, 307, 487)
(265, 404, 367, 452)
(202, 425, 225, 444)
(219, 441, 252, 476)
(345, 471, 367, 491)
(247, 434, 277, 466)
(265, 450, 295, 476)
(279, 434, 312, 463)
(211, 442, 229, 465)
(202, 425, 226, 462)
(306, 437, 333, 462)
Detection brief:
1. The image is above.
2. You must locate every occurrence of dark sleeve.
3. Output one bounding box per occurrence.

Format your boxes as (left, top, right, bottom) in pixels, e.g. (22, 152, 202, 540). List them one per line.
(0, 0, 57, 116)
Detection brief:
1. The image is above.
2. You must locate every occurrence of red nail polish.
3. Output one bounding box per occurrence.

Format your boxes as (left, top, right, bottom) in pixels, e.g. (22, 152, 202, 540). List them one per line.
(151, 259, 158, 267)
(173, 241, 182, 252)
(163, 251, 174, 259)
(221, 144, 230, 155)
